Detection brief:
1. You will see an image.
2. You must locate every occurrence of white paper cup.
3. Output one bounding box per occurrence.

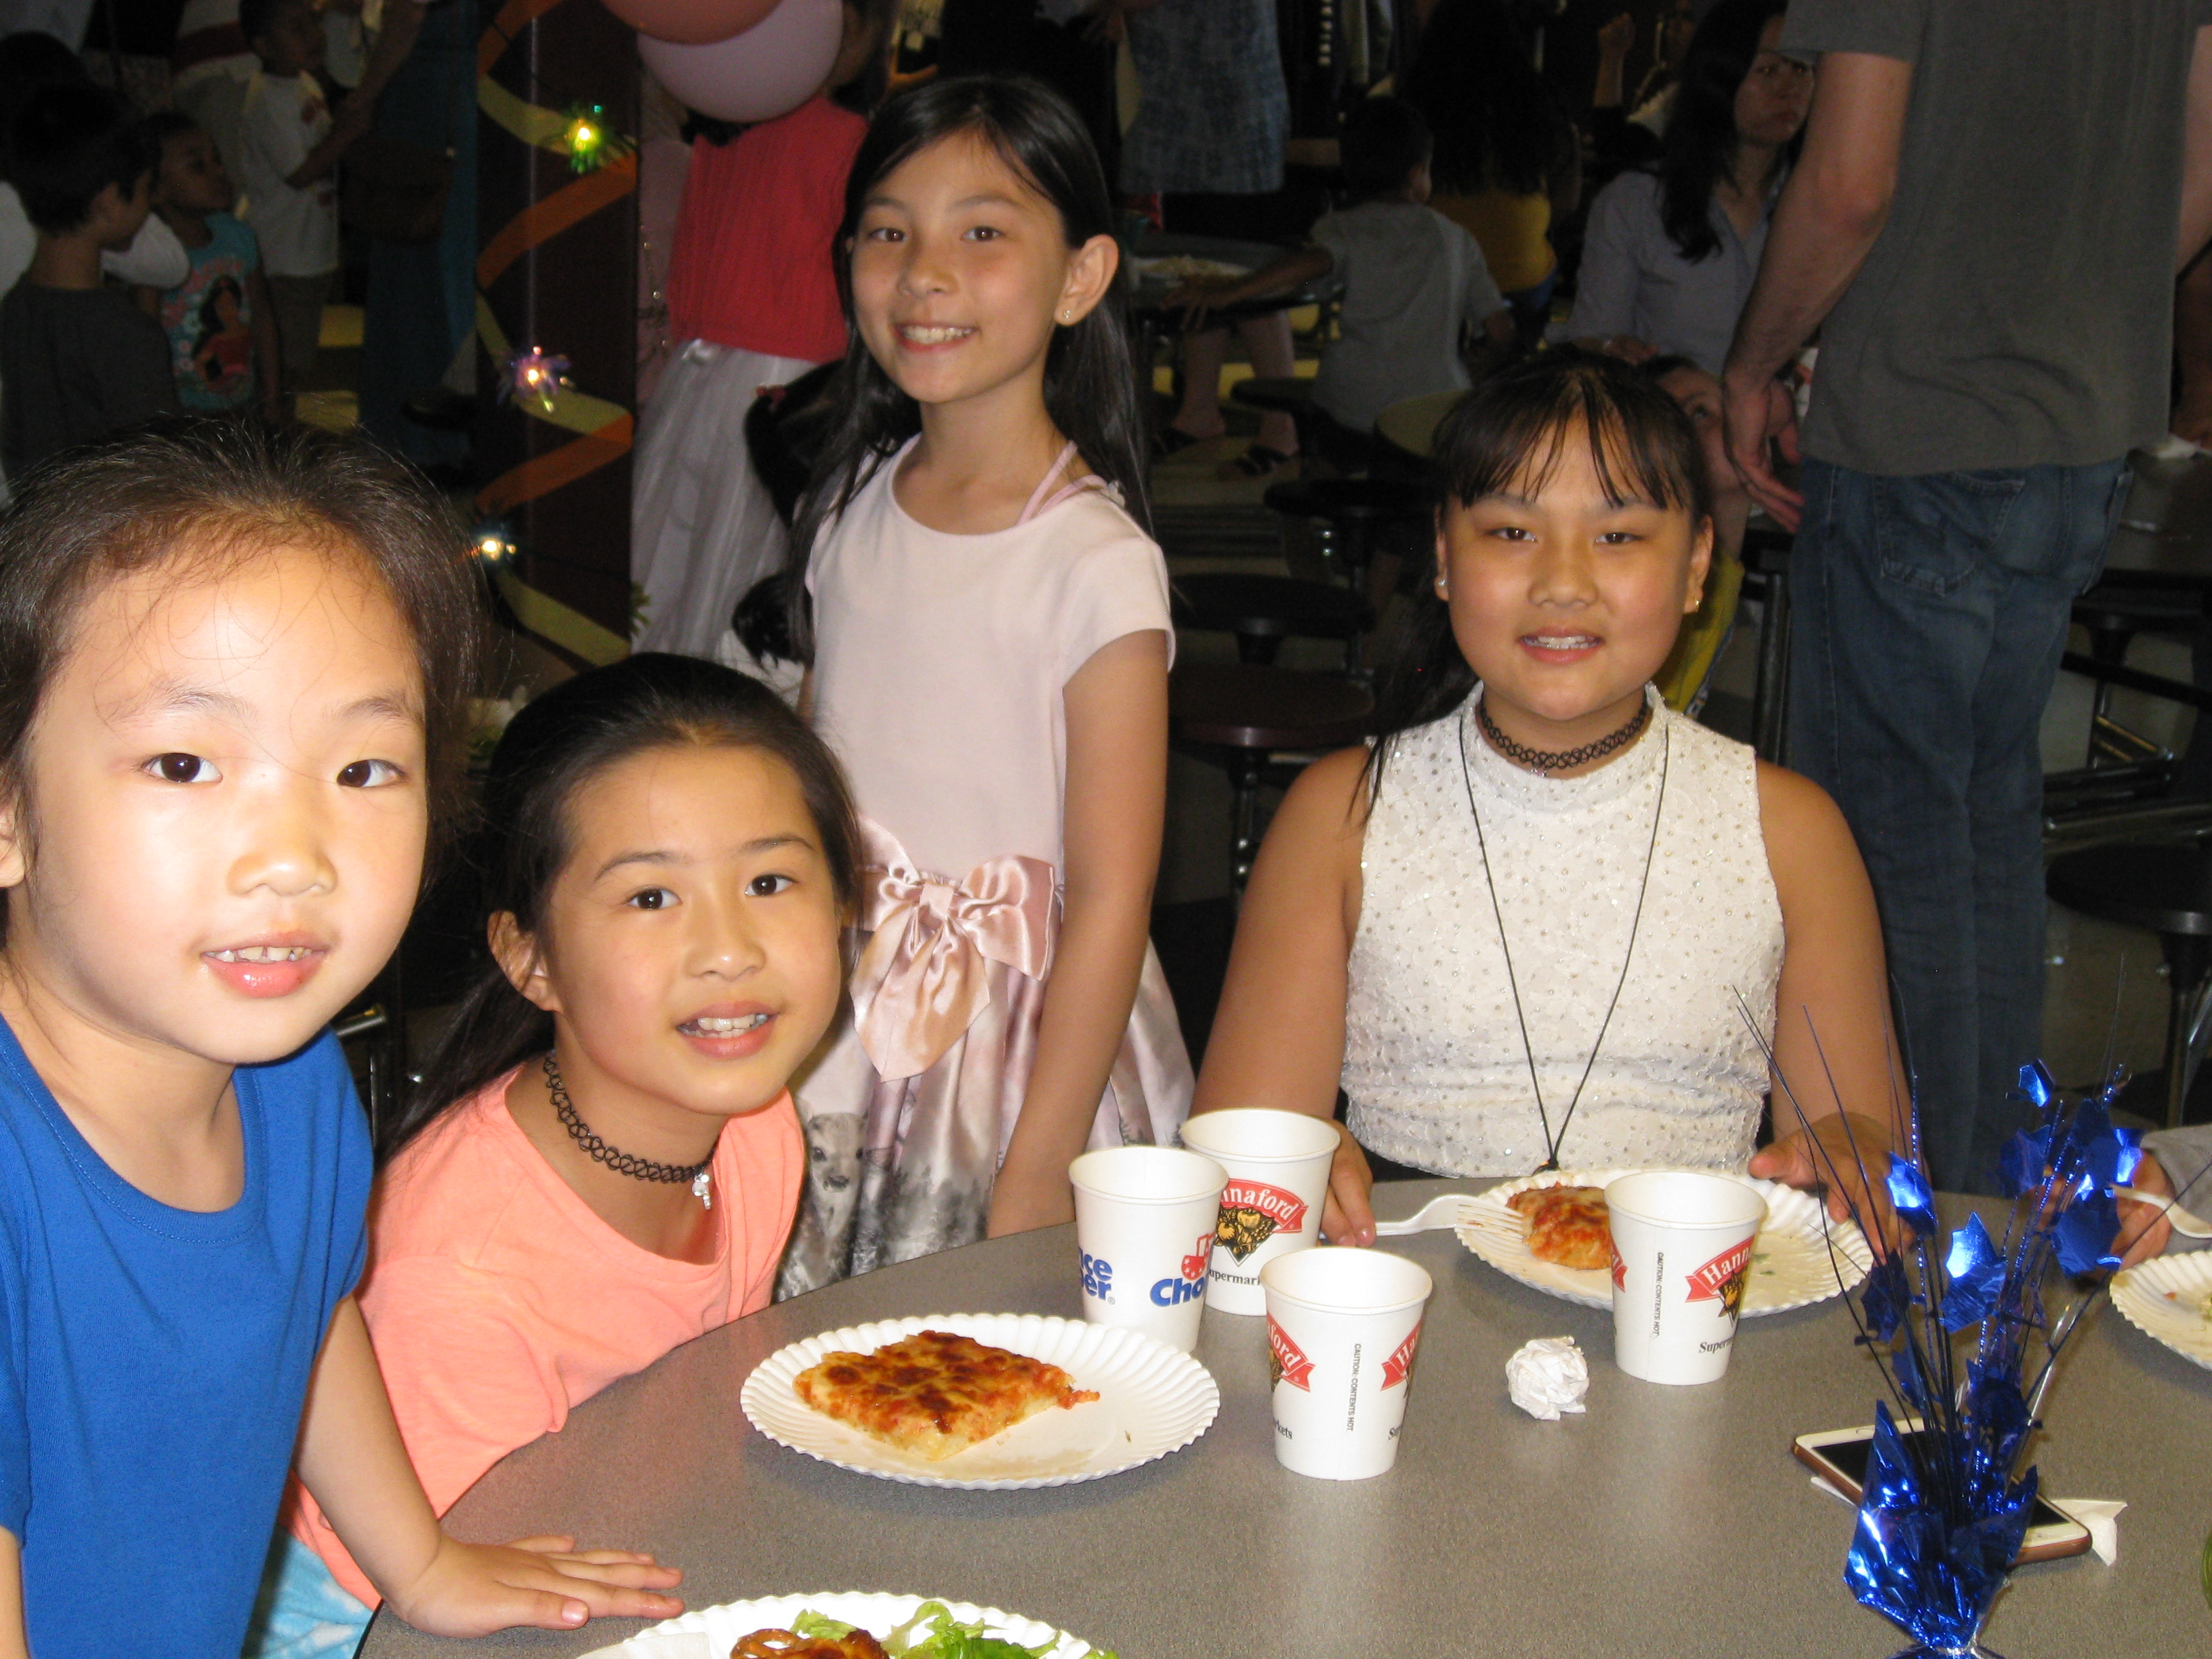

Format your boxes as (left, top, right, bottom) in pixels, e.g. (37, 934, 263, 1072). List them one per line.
(1176, 1109, 1340, 1315)
(1605, 1171, 1767, 1386)
(1069, 1146, 1228, 1352)
(1258, 1247, 1433, 1479)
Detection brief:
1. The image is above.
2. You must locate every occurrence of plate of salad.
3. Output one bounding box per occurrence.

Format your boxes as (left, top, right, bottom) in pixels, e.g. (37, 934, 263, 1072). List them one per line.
(580, 1593, 1115, 1659)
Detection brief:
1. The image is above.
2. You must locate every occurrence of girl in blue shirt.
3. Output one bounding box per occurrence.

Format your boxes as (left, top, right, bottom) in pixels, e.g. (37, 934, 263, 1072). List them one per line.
(0, 421, 684, 1659)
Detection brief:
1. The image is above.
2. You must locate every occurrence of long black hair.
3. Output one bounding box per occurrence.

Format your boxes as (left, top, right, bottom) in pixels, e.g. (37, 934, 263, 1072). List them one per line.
(1364, 352, 1711, 794)
(1656, 0, 1797, 262)
(1400, 0, 1572, 199)
(382, 653, 863, 1164)
(784, 75, 1147, 659)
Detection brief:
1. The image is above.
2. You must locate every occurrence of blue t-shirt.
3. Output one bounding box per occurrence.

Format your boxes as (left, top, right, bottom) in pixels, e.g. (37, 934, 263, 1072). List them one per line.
(156, 211, 263, 412)
(0, 1019, 371, 1659)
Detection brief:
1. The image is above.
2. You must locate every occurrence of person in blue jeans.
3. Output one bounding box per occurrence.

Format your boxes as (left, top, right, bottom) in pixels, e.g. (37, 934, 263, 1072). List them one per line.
(1720, 0, 2212, 1193)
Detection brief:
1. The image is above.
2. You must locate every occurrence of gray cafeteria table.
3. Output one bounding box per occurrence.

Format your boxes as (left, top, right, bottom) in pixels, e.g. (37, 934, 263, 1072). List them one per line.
(363, 1180, 2212, 1658)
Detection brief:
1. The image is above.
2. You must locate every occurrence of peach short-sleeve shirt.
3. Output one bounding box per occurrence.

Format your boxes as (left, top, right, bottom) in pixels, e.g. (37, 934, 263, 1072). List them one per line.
(285, 1068, 802, 1605)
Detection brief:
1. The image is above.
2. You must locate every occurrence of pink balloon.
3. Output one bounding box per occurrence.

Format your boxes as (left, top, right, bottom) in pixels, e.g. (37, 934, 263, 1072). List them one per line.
(638, 0, 844, 124)
(598, 0, 780, 45)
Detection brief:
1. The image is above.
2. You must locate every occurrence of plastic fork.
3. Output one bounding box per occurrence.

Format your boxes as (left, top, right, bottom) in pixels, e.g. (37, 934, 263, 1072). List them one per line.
(1372, 1193, 1478, 1237)
(2115, 1187, 2212, 1241)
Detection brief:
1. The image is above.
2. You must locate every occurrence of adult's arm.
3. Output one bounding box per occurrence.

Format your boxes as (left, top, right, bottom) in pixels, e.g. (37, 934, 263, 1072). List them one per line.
(1165, 244, 1334, 331)
(1744, 762, 1904, 1246)
(344, 0, 428, 115)
(987, 629, 1169, 1236)
(2179, 24, 2212, 272)
(295, 1298, 684, 1635)
(1191, 744, 1376, 1245)
(1720, 50, 1912, 528)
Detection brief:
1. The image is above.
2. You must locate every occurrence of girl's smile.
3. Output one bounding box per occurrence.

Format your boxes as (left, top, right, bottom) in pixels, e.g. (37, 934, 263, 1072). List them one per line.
(203, 933, 329, 998)
(675, 1000, 777, 1059)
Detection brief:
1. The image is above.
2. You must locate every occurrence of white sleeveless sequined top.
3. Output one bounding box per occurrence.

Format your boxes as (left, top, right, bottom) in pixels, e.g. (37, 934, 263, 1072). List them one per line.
(1342, 688, 1784, 1176)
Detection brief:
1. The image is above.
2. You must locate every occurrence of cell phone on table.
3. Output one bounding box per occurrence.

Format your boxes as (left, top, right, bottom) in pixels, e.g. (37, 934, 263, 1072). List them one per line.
(1791, 1422, 2093, 1563)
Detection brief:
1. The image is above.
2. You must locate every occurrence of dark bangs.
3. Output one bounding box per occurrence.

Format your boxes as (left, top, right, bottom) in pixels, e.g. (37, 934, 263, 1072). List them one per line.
(1435, 349, 1711, 527)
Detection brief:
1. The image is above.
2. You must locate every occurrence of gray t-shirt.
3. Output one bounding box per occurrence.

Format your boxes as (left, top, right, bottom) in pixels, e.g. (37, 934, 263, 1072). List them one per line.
(0, 281, 178, 478)
(1568, 169, 1774, 377)
(1308, 200, 1507, 432)
(1782, 0, 2212, 476)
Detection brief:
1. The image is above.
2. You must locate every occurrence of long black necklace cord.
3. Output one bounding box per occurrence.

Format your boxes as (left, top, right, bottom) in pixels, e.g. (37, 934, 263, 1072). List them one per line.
(544, 1052, 714, 1205)
(1459, 695, 1671, 1172)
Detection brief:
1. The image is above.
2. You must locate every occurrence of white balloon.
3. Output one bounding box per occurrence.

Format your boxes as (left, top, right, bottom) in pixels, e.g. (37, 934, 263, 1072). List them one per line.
(637, 0, 844, 125)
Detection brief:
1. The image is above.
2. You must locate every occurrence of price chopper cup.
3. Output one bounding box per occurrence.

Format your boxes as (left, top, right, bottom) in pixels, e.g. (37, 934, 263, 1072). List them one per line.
(1258, 1247, 1433, 1479)
(1069, 1146, 1229, 1353)
(1604, 1171, 1767, 1386)
(1177, 1109, 1340, 1315)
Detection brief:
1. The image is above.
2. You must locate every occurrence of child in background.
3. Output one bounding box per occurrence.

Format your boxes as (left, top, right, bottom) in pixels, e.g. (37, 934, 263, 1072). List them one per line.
(137, 111, 283, 417)
(1191, 352, 1900, 1244)
(255, 653, 856, 1657)
(1170, 98, 1513, 473)
(1643, 354, 1747, 714)
(779, 77, 1191, 1296)
(236, 0, 362, 411)
(0, 83, 177, 477)
(0, 422, 684, 1659)
(631, 0, 893, 657)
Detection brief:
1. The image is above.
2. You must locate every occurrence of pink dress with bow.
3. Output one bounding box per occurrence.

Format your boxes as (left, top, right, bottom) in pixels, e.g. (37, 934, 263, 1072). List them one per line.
(781, 442, 1193, 1296)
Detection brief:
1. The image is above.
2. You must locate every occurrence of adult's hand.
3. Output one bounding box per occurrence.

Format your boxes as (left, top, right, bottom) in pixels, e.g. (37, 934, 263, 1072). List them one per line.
(1747, 1110, 1900, 1256)
(2115, 1151, 2176, 1268)
(1721, 367, 1804, 531)
(1320, 1125, 1376, 1246)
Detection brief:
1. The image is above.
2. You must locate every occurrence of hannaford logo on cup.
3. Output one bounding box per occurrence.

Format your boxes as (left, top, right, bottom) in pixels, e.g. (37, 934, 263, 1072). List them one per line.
(1214, 1179, 1311, 1262)
(1610, 1246, 1626, 1292)
(1266, 1315, 1315, 1392)
(1683, 1236, 1755, 1318)
(1080, 1250, 1113, 1301)
(1380, 1320, 1423, 1390)
(1149, 1232, 1214, 1307)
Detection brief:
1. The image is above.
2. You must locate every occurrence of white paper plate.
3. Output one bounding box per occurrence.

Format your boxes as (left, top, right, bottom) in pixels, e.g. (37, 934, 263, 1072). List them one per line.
(2110, 1251, 2212, 1372)
(580, 1591, 1103, 1659)
(739, 1312, 1218, 1490)
(1455, 1168, 1873, 1315)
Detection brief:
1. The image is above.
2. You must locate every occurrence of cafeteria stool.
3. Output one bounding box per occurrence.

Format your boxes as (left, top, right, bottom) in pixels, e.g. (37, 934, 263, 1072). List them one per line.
(1170, 661, 1373, 895)
(1262, 476, 1440, 608)
(1172, 571, 1374, 671)
(2070, 585, 2203, 767)
(2047, 842, 2212, 1128)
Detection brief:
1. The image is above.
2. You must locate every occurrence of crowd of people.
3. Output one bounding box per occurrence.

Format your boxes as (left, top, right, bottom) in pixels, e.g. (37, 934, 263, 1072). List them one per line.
(0, 0, 2201, 1654)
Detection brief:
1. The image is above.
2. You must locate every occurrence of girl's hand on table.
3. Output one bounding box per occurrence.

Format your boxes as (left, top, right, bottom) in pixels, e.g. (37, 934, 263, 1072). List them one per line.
(2114, 1152, 2175, 1269)
(1748, 1111, 1901, 1256)
(386, 1534, 684, 1637)
(1322, 1125, 1376, 1246)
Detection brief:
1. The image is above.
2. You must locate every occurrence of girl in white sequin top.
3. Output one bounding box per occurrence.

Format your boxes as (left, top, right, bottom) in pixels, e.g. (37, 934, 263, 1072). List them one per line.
(1191, 352, 1902, 1244)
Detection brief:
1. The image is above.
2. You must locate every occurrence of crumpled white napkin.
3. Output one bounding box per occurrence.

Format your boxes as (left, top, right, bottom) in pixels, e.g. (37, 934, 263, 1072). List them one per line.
(1806, 1477, 2125, 1565)
(1506, 1336, 1589, 1420)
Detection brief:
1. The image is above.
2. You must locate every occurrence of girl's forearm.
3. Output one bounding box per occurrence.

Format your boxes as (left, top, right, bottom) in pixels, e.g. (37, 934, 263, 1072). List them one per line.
(989, 888, 1152, 1234)
(291, 1298, 447, 1605)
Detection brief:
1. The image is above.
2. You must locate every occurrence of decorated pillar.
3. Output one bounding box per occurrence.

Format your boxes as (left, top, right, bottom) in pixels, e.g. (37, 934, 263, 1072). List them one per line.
(472, 0, 639, 665)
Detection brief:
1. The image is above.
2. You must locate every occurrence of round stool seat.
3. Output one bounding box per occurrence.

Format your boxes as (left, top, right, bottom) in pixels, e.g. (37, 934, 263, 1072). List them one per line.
(1264, 476, 1439, 526)
(1231, 376, 1315, 415)
(2047, 844, 2212, 937)
(1172, 573, 1372, 645)
(1170, 662, 1372, 751)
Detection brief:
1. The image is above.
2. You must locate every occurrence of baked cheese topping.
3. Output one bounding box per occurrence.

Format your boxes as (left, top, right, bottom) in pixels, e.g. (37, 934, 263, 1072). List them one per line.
(792, 1329, 1099, 1462)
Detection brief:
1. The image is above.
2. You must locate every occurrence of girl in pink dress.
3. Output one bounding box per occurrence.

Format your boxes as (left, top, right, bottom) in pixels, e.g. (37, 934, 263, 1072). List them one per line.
(777, 77, 1192, 1294)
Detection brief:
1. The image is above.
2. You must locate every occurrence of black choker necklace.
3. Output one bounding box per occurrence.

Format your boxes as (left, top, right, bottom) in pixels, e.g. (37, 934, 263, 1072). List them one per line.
(1477, 694, 1651, 777)
(543, 1052, 713, 1207)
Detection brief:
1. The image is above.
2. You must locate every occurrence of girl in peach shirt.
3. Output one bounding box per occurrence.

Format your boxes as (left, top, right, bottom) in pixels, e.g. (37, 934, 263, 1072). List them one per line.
(256, 654, 860, 1657)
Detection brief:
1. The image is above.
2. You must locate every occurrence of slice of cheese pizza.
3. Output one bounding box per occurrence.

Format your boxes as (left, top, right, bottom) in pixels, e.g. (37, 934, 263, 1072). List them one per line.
(1506, 1184, 1613, 1271)
(792, 1329, 1100, 1462)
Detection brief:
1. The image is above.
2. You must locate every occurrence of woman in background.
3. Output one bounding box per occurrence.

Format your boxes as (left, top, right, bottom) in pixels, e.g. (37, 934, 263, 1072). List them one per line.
(1400, 0, 1578, 341)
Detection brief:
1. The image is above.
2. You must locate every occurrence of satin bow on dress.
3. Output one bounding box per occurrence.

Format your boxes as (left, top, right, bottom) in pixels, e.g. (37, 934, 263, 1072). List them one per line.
(848, 819, 1061, 1082)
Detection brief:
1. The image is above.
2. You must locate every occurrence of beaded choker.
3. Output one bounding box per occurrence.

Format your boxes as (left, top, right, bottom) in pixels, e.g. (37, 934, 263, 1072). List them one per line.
(1476, 694, 1651, 777)
(544, 1052, 713, 1208)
